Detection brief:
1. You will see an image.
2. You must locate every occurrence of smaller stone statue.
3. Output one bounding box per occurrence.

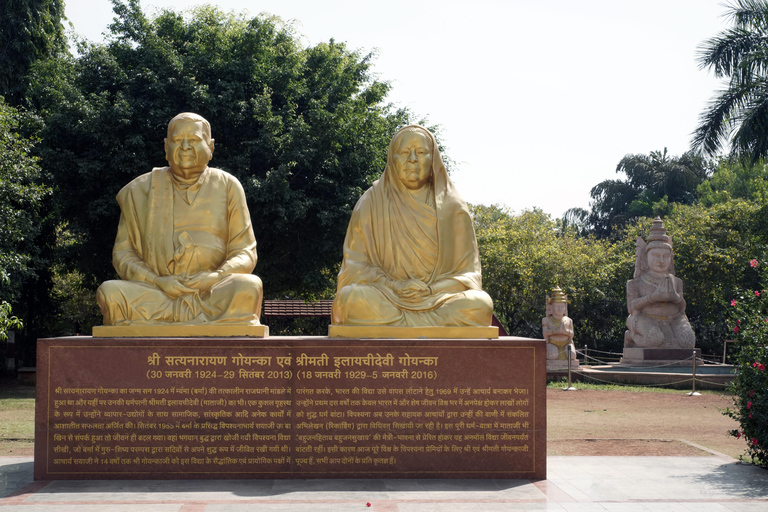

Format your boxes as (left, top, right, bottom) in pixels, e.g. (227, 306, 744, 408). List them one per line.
(542, 287, 576, 360)
(624, 217, 695, 349)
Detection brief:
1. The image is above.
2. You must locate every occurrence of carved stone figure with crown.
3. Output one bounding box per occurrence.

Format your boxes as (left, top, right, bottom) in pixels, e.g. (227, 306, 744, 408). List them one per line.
(543, 286, 576, 360)
(624, 217, 695, 349)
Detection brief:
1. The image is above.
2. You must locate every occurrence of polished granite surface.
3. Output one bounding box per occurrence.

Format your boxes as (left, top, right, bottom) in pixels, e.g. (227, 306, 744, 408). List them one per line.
(2, 455, 767, 511)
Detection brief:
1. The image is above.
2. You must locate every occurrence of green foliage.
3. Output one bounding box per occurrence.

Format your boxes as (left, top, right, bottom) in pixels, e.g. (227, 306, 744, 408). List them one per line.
(0, 0, 67, 105)
(0, 98, 50, 305)
(589, 149, 709, 237)
(694, 0, 768, 162)
(0, 301, 23, 342)
(28, 0, 411, 299)
(724, 274, 768, 467)
(697, 158, 768, 205)
(472, 205, 631, 350)
(49, 265, 101, 336)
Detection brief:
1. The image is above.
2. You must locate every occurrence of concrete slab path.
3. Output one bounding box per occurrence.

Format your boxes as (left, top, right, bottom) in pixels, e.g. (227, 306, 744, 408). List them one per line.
(2, 455, 767, 511)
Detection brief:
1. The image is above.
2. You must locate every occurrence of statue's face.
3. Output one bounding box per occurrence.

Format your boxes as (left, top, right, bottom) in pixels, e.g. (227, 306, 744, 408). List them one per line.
(647, 247, 672, 274)
(165, 121, 213, 178)
(393, 131, 432, 191)
(552, 302, 566, 319)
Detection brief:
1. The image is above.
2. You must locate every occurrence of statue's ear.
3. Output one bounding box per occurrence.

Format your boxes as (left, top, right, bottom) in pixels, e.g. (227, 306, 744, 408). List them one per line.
(209, 138, 215, 153)
(164, 138, 168, 154)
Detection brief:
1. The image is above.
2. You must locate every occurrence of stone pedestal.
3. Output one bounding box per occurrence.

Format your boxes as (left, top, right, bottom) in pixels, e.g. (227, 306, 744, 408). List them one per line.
(546, 360, 580, 372)
(35, 335, 545, 480)
(620, 347, 701, 366)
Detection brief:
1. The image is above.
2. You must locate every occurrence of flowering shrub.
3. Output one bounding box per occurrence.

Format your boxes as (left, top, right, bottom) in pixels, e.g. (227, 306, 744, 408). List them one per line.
(726, 262, 768, 467)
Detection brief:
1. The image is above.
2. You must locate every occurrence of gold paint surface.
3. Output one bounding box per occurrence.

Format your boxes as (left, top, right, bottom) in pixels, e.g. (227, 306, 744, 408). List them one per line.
(332, 125, 494, 328)
(95, 113, 264, 333)
(92, 324, 268, 338)
(328, 325, 498, 339)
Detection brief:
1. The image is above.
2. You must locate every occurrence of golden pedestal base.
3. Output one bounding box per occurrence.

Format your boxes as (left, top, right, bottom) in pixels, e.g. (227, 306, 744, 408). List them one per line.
(91, 324, 269, 338)
(327, 325, 498, 339)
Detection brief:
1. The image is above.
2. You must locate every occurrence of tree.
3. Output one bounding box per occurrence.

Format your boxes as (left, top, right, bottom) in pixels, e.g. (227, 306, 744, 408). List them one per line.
(28, 0, 411, 300)
(0, 98, 50, 369)
(588, 149, 709, 237)
(0, 0, 67, 105)
(472, 205, 631, 351)
(0, 99, 49, 305)
(697, 158, 768, 205)
(693, 0, 768, 162)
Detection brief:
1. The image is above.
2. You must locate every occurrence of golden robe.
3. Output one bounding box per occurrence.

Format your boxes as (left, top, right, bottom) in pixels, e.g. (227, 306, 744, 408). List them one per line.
(96, 167, 262, 325)
(332, 126, 493, 326)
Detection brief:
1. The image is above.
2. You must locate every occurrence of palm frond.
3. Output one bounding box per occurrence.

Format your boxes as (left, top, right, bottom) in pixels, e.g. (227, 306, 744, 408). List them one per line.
(697, 29, 766, 77)
(729, 0, 768, 30)
(691, 76, 764, 155)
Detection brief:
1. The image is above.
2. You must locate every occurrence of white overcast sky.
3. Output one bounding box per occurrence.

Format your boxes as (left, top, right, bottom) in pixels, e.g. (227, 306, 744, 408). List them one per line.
(64, 0, 731, 218)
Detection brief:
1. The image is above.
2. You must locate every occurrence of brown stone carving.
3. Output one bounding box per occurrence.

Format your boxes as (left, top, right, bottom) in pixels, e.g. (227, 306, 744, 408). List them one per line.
(35, 336, 545, 480)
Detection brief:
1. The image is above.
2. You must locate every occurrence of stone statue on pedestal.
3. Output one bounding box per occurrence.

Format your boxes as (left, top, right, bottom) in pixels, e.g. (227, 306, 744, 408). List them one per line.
(543, 287, 576, 360)
(624, 217, 695, 349)
(95, 113, 264, 335)
(330, 125, 495, 337)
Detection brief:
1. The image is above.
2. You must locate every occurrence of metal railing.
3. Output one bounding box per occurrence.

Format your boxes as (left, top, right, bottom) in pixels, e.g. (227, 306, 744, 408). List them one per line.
(554, 348, 734, 393)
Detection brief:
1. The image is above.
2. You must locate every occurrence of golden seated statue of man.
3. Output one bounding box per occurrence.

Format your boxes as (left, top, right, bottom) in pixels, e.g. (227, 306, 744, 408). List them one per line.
(93, 113, 265, 337)
(330, 125, 496, 338)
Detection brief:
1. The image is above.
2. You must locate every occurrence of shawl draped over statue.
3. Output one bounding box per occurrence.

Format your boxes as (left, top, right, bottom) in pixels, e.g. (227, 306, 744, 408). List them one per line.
(332, 125, 492, 326)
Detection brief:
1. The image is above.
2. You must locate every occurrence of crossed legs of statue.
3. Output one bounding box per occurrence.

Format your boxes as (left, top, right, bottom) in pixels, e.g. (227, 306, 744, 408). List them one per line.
(333, 283, 493, 327)
(626, 313, 695, 349)
(97, 274, 263, 325)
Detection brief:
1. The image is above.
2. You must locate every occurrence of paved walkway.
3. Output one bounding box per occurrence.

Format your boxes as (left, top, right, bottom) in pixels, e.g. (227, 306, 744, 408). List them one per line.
(2, 455, 767, 511)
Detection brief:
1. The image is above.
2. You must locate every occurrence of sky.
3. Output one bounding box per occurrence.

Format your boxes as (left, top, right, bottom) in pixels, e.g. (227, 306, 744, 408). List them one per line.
(63, 0, 732, 218)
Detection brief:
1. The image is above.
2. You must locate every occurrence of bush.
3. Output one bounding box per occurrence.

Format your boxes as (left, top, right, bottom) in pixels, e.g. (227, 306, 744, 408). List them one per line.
(724, 261, 768, 467)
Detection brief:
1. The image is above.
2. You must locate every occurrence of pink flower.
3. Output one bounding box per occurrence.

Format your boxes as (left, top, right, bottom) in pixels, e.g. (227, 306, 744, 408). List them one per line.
(734, 326, 740, 333)
(737, 431, 742, 439)
(738, 319, 742, 324)
(756, 291, 761, 296)
(751, 259, 759, 268)
(753, 361, 759, 368)
(760, 364, 766, 371)
(750, 413, 754, 418)
(748, 401, 752, 409)
(753, 438, 758, 446)
(731, 299, 737, 306)
(750, 389, 756, 397)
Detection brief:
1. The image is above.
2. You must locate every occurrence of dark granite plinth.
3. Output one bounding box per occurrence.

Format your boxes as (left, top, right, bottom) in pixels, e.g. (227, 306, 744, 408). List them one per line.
(35, 336, 546, 480)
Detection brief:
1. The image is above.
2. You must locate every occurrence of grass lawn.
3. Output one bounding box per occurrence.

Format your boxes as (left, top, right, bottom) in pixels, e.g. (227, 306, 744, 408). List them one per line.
(0, 386, 35, 456)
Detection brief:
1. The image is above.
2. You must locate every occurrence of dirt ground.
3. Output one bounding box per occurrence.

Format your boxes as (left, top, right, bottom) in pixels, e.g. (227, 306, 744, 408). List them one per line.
(547, 388, 747, 459)
(1, 388, 750, 460)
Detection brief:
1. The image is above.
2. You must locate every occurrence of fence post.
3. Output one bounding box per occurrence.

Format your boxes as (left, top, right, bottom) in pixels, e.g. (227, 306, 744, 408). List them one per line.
(564, 345, 576, 391)
(688, 349, 700, 396)
(583, 344, 588, 366)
